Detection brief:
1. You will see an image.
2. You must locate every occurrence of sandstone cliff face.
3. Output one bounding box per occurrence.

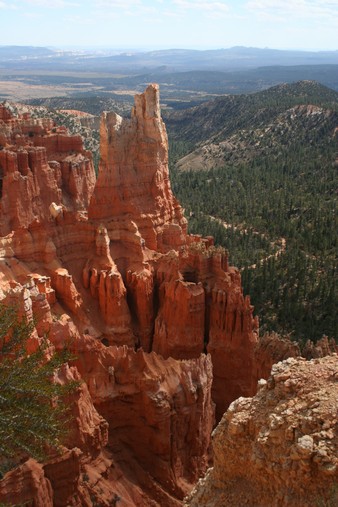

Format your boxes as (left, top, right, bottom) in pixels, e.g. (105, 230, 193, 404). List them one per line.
(0, 459, 54, 507)
(302, 335, 338, 359)
(186, 355, 338, 507)
(82, 225, 134, 345)
(0, 90, 307, 506)
(0, 284, 214, 506)
(76, 344, 214, 501)
(254, 331, 301, 381)
(152, 243, 259, 421)
(88, 84, 187, 252)
(0, 104, 96, 236)
(1, 89, 261, 421)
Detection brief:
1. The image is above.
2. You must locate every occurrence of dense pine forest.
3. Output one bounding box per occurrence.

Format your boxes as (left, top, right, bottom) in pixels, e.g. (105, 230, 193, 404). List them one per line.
(168, 82, 338, 345)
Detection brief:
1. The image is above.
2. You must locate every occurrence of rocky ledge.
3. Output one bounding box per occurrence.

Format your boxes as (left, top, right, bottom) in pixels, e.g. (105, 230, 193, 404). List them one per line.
(186, 354, 338, 507)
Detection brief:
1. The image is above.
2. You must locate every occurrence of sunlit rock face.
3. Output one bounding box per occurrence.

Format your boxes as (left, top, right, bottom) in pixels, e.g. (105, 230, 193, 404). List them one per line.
(0, 88, 291, 506)
(0, 103, 96, 236)
(88, 83, 187, 252)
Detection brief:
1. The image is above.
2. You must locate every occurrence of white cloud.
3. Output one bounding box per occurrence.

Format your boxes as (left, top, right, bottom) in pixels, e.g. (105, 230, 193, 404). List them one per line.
(94, 0, 141, 8)
(64, 13, 94, 24)
(93, 0, 150, 19)
(246, 0, 338, 23)
(92, 0, 231, 22)
(173, 0, 230, 14)
(93, 0, 163, 21)
(24, 0, 80, 7)
(0, 1, 17, 8)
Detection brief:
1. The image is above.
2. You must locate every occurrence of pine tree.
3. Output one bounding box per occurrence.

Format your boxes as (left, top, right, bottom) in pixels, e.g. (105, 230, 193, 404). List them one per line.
(0, 303, 78, 476)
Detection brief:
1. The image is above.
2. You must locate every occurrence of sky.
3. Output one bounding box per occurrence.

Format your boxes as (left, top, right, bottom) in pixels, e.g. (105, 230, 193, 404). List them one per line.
(0, 0, 337, 51)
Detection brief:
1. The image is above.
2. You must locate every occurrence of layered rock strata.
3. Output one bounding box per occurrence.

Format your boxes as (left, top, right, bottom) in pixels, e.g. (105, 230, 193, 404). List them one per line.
(186, 355, 338, 507)
(0, 104, 96, 236)
(0, 285, 214, 506)
(88, 84, 187, 252)
(0, 88, 301, 505)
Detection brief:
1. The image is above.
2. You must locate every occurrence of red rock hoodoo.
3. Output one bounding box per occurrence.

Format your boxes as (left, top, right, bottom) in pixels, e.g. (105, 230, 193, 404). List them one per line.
(88, 84, 187, 252)
(0, 87, 300, 506)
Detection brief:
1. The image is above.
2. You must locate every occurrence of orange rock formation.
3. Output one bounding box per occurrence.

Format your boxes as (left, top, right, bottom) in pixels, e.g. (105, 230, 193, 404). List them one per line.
(0, 88, 305, 505)
(88, 84, 187, 252)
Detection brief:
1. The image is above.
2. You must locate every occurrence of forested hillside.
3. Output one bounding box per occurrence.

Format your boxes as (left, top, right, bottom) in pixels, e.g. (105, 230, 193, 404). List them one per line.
(15, 81, 337, 344)
(165, 81, 338, 145)
(26, 95, 133, 116)
(168, 81, 338, 344)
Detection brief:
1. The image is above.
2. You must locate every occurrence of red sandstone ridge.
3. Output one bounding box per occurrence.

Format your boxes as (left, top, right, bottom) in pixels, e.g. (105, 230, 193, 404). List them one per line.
(0, 87, 303, 506)
(0, 103, 96, 235)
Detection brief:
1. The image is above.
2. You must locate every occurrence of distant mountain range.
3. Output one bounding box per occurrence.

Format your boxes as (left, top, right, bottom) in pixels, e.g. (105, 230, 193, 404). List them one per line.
(0, 45, 55, 61)
(1, 45, 338, 72)
(1, 45, 338, 102)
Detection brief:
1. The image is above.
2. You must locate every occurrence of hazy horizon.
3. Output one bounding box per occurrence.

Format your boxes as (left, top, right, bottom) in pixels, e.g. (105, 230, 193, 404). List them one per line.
(1, 44, 337, 53)
(0, 1, 337, 52)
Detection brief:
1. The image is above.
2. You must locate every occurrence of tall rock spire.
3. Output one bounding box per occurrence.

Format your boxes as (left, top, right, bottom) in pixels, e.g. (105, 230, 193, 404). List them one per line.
(88, 84, 187, 251)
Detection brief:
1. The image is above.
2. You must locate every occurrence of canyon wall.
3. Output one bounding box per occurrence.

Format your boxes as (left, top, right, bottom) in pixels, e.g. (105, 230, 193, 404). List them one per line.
(0, 88, 305, 506)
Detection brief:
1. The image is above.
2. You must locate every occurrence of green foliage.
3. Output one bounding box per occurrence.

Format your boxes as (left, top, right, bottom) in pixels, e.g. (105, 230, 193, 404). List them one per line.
(166, 81, 338, 145)
(0, 304, 78, 476)
(26, 95, 133, 117)
(170, 123, 337, 343)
